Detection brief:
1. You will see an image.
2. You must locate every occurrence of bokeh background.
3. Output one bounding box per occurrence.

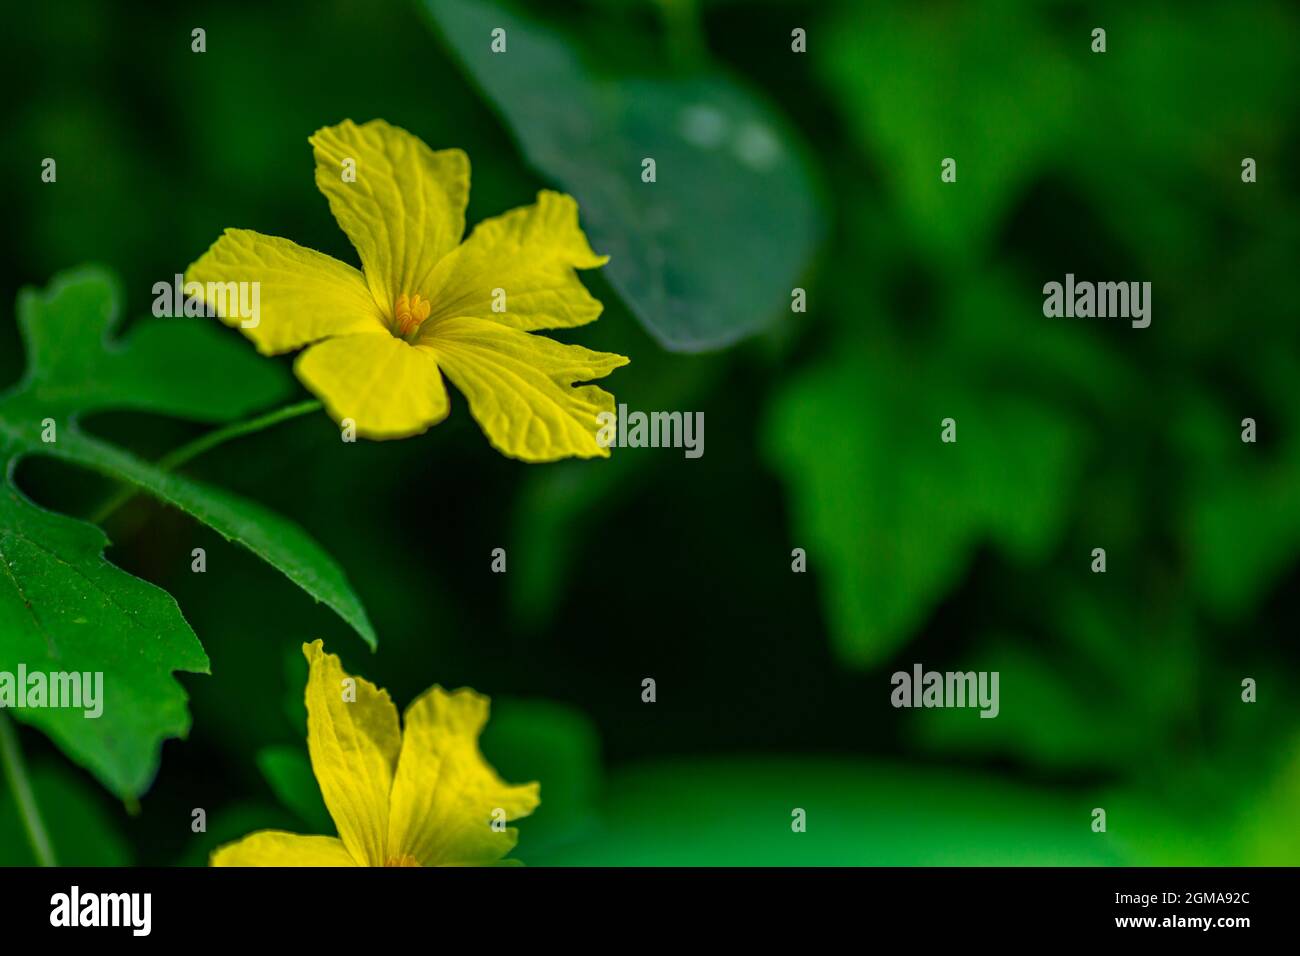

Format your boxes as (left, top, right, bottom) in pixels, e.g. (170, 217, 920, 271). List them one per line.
(3, 0, 1299, 865)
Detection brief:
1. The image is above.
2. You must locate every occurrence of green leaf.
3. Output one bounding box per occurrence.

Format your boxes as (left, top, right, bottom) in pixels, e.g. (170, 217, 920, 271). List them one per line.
(1175, 340, 1300, 617)
(1186, 447, 1300, 617)
(0, 761, 132, 866)
(47, 431, 376, 649)
(11, 268, 287, 422)
(509, 457, 634, 629)
(909, 622, 1190, 775)
(0, 266, 374, 797)
(822, 0, 1078, 259)
(822, 1, 1297, 268)
(764, 343, 1082, 665)
(0, 477, 208, 797)
(256, 745, 332, 834)
(533, 752, 1300, 866)
(423, 0, 823, 352)
(530, 757, 1126, 866)
(481, 697, 603, 853)
(1103, 731, 1300, 866)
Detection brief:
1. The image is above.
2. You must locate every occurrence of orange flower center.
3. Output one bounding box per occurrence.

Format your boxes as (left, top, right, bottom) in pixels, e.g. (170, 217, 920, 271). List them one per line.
(393, 293, 431, 338)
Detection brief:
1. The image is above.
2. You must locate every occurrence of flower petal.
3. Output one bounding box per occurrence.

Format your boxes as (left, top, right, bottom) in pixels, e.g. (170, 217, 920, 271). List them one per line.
(302, 640, 401, 867)
(294, 333, 450, 440)
(311, 119, 469, 319)
(423, 190, 608, 332)
(386, 687, 539, 867)
(425, 317, 629, 462)
(210, 831, 358, 867)
(185, 228, 385, 355)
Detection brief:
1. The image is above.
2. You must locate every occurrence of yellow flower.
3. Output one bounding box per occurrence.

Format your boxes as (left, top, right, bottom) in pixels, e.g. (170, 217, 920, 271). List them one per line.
(211, 641, 539, 866)
(187, 118, 628, 461)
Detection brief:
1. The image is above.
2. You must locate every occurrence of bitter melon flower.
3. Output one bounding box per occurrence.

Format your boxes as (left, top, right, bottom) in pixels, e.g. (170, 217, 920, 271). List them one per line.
(187, 119, 627, 461)
(211, 641, 539, 866)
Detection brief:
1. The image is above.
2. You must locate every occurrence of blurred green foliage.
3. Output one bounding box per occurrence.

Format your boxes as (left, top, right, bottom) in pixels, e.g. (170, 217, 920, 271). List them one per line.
(1, 0, 1297, 865)
(425, 0, 824, 350)
(0, 763, 131, 866)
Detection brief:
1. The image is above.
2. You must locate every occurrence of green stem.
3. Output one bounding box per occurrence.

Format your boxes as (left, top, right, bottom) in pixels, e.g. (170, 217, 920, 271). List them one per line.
(655, 0, 707, 70)
(90, 399, 322, 524)
(0, 712, 56, 866)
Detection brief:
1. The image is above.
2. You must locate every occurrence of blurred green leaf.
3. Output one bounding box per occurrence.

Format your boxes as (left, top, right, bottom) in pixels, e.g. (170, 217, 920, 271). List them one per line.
(509, 458, 633, 627)
(1104, 730, 1300, 866)
(1065, 3, 1300, 274)
(764, 342, 1082, 665)
(1186, 446, 1300, 617)
(424, 0, 823, 351)
(0, 266, 374, 797)
(942, 270, 1140, 416)
(256, 745, 331, 834)
(0, 761, 131, 866)
(482, 697, 603, 854)
(532, 757, 1126, 865)
(823, 0, 1077, 259)
(912, 628, 1185, 774)
(911, 561, 1207, 773)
